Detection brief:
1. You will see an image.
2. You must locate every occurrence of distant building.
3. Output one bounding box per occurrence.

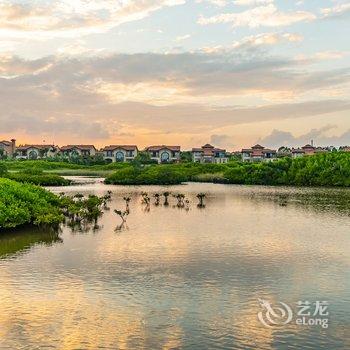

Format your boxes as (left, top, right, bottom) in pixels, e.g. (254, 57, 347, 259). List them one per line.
(16, 144, 59, 159)
(0, 139, 16, 157)
(192, 144, 228, 163)
(291, 144, 329, 158)
(102, 145, 138, 162)
(60, 145, 97, 158)
(145, 145, 181, 163)
(339, 146, 350, 152)
(241, 144, 277, 162)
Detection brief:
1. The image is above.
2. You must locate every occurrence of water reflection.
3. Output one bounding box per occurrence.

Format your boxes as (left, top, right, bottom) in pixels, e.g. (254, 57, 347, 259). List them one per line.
(0, 181, 349, 349)
(0, 227, 62, 259)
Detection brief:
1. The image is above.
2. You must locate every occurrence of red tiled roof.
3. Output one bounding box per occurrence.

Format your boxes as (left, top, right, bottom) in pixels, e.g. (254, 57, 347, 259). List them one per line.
(0, 140, 11, 145)
(302, 144, 315, 149)
(145, 145, 180, 152)
(242, 147, 276, 154)
(60, 145, 96, 151)
(102, 145, 138, 151)
(192, 145, 226, 154)
(17, 144, 55, 150)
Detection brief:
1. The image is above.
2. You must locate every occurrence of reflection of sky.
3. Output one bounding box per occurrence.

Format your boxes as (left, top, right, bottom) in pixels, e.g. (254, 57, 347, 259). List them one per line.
(0, 183, 349, 349)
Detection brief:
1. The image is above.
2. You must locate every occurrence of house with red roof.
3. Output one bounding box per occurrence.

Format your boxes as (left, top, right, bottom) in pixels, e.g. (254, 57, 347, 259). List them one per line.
(60, 145, 97, 158)
(0, 139, 16, 158)
(102, 145, 138, 162)
(145, 145, 181, 163)
(16, 144, 59, 159)
(291, 144, 328, 158)
(192, 144, 228, 163)
(241, 144, 277, 162)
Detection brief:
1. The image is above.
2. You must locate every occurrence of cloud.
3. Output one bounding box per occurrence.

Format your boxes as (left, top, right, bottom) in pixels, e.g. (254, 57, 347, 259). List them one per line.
(0, 0, 185, 38)
(198, 4, 316, 28)
(0, 113, 110, 140)
(0, 52, 349, 144)
(210, 134, 236, 148)
(196, 0, 228, 7)
(231, 32, 303, 50)
(1, 50, 350, 107)
(233, 0, 273, 6)
(258, 126, 350, 148)
(175, 34, 191, 42)
(321, 3, 350, 19)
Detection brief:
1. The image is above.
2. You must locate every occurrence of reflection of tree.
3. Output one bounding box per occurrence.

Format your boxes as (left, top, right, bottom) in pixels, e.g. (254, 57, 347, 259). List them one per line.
(0, 227, 62, 259)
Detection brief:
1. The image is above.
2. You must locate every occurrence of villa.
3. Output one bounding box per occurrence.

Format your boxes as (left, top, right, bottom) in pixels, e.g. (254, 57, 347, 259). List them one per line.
(340, 146, 350, 152)
(102, 145, 138, 162)
(16, 145, 59, 160)
(60, 145, 97, 158)
(0, 139, 16, 158)
(291, 144, 329, 158)
(241, 144, 277, 162)
(192, 144, 228, 163)
(145, 145, 181, 163)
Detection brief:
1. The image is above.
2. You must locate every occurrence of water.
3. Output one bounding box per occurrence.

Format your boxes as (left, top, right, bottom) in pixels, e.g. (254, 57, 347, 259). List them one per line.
(1, 179, 349, 349)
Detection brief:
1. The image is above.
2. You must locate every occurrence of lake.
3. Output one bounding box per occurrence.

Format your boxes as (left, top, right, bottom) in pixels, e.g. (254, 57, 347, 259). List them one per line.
(0, 179, 349, 350)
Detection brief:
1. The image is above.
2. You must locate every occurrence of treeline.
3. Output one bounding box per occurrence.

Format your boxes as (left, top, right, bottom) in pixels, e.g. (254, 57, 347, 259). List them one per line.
(223, 152, 350, 186)
(105, 152, 350, 187)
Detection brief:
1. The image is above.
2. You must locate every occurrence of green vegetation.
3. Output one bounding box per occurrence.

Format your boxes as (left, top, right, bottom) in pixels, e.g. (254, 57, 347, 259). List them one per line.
(0, 178, 64, 229)
(0, 165, 71, 186)
(223, 152, 350, 187)
(105, 152, 350, 187)
(1, 152, 349, 187)
(0, 178, 107, 230)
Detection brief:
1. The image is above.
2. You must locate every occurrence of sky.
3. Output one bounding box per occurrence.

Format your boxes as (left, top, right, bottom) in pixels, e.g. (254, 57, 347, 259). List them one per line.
(0, 0, 349, 150)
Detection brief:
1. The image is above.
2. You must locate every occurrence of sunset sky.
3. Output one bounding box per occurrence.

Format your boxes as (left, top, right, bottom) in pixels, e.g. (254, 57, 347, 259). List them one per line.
(0, 0, 349, 150)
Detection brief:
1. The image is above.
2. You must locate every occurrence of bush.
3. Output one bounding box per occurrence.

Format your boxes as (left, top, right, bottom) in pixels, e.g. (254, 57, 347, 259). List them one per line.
(0, 163, 7, 176)
(0, 179, 64, 229)
(6, 173, 71, 186)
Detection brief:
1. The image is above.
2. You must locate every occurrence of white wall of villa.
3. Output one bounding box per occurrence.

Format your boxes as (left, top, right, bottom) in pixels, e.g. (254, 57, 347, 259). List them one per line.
(103, 147, 138, 162)
(147, 148, 180, 163)
(16, 146, 59, 160)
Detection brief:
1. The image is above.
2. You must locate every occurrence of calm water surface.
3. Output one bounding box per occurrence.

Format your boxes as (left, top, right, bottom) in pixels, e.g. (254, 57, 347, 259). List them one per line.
(0, 179, 349, 350)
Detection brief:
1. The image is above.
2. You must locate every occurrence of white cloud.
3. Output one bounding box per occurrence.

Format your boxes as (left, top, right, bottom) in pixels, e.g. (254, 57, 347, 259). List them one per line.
(175, 34, 191, 41)
(0, 0, 185, 39)
(321, 3, 350, 19)
(232, 32, 303, 49)
(233, 0, 273, 6)
(196, 0, 228, 7)
(198, 4, 316, 28)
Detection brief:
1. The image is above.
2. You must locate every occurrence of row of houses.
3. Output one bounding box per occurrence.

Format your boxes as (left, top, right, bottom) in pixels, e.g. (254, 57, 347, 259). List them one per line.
(0, 140, 229, 163)
(1, 139, 349, 163)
